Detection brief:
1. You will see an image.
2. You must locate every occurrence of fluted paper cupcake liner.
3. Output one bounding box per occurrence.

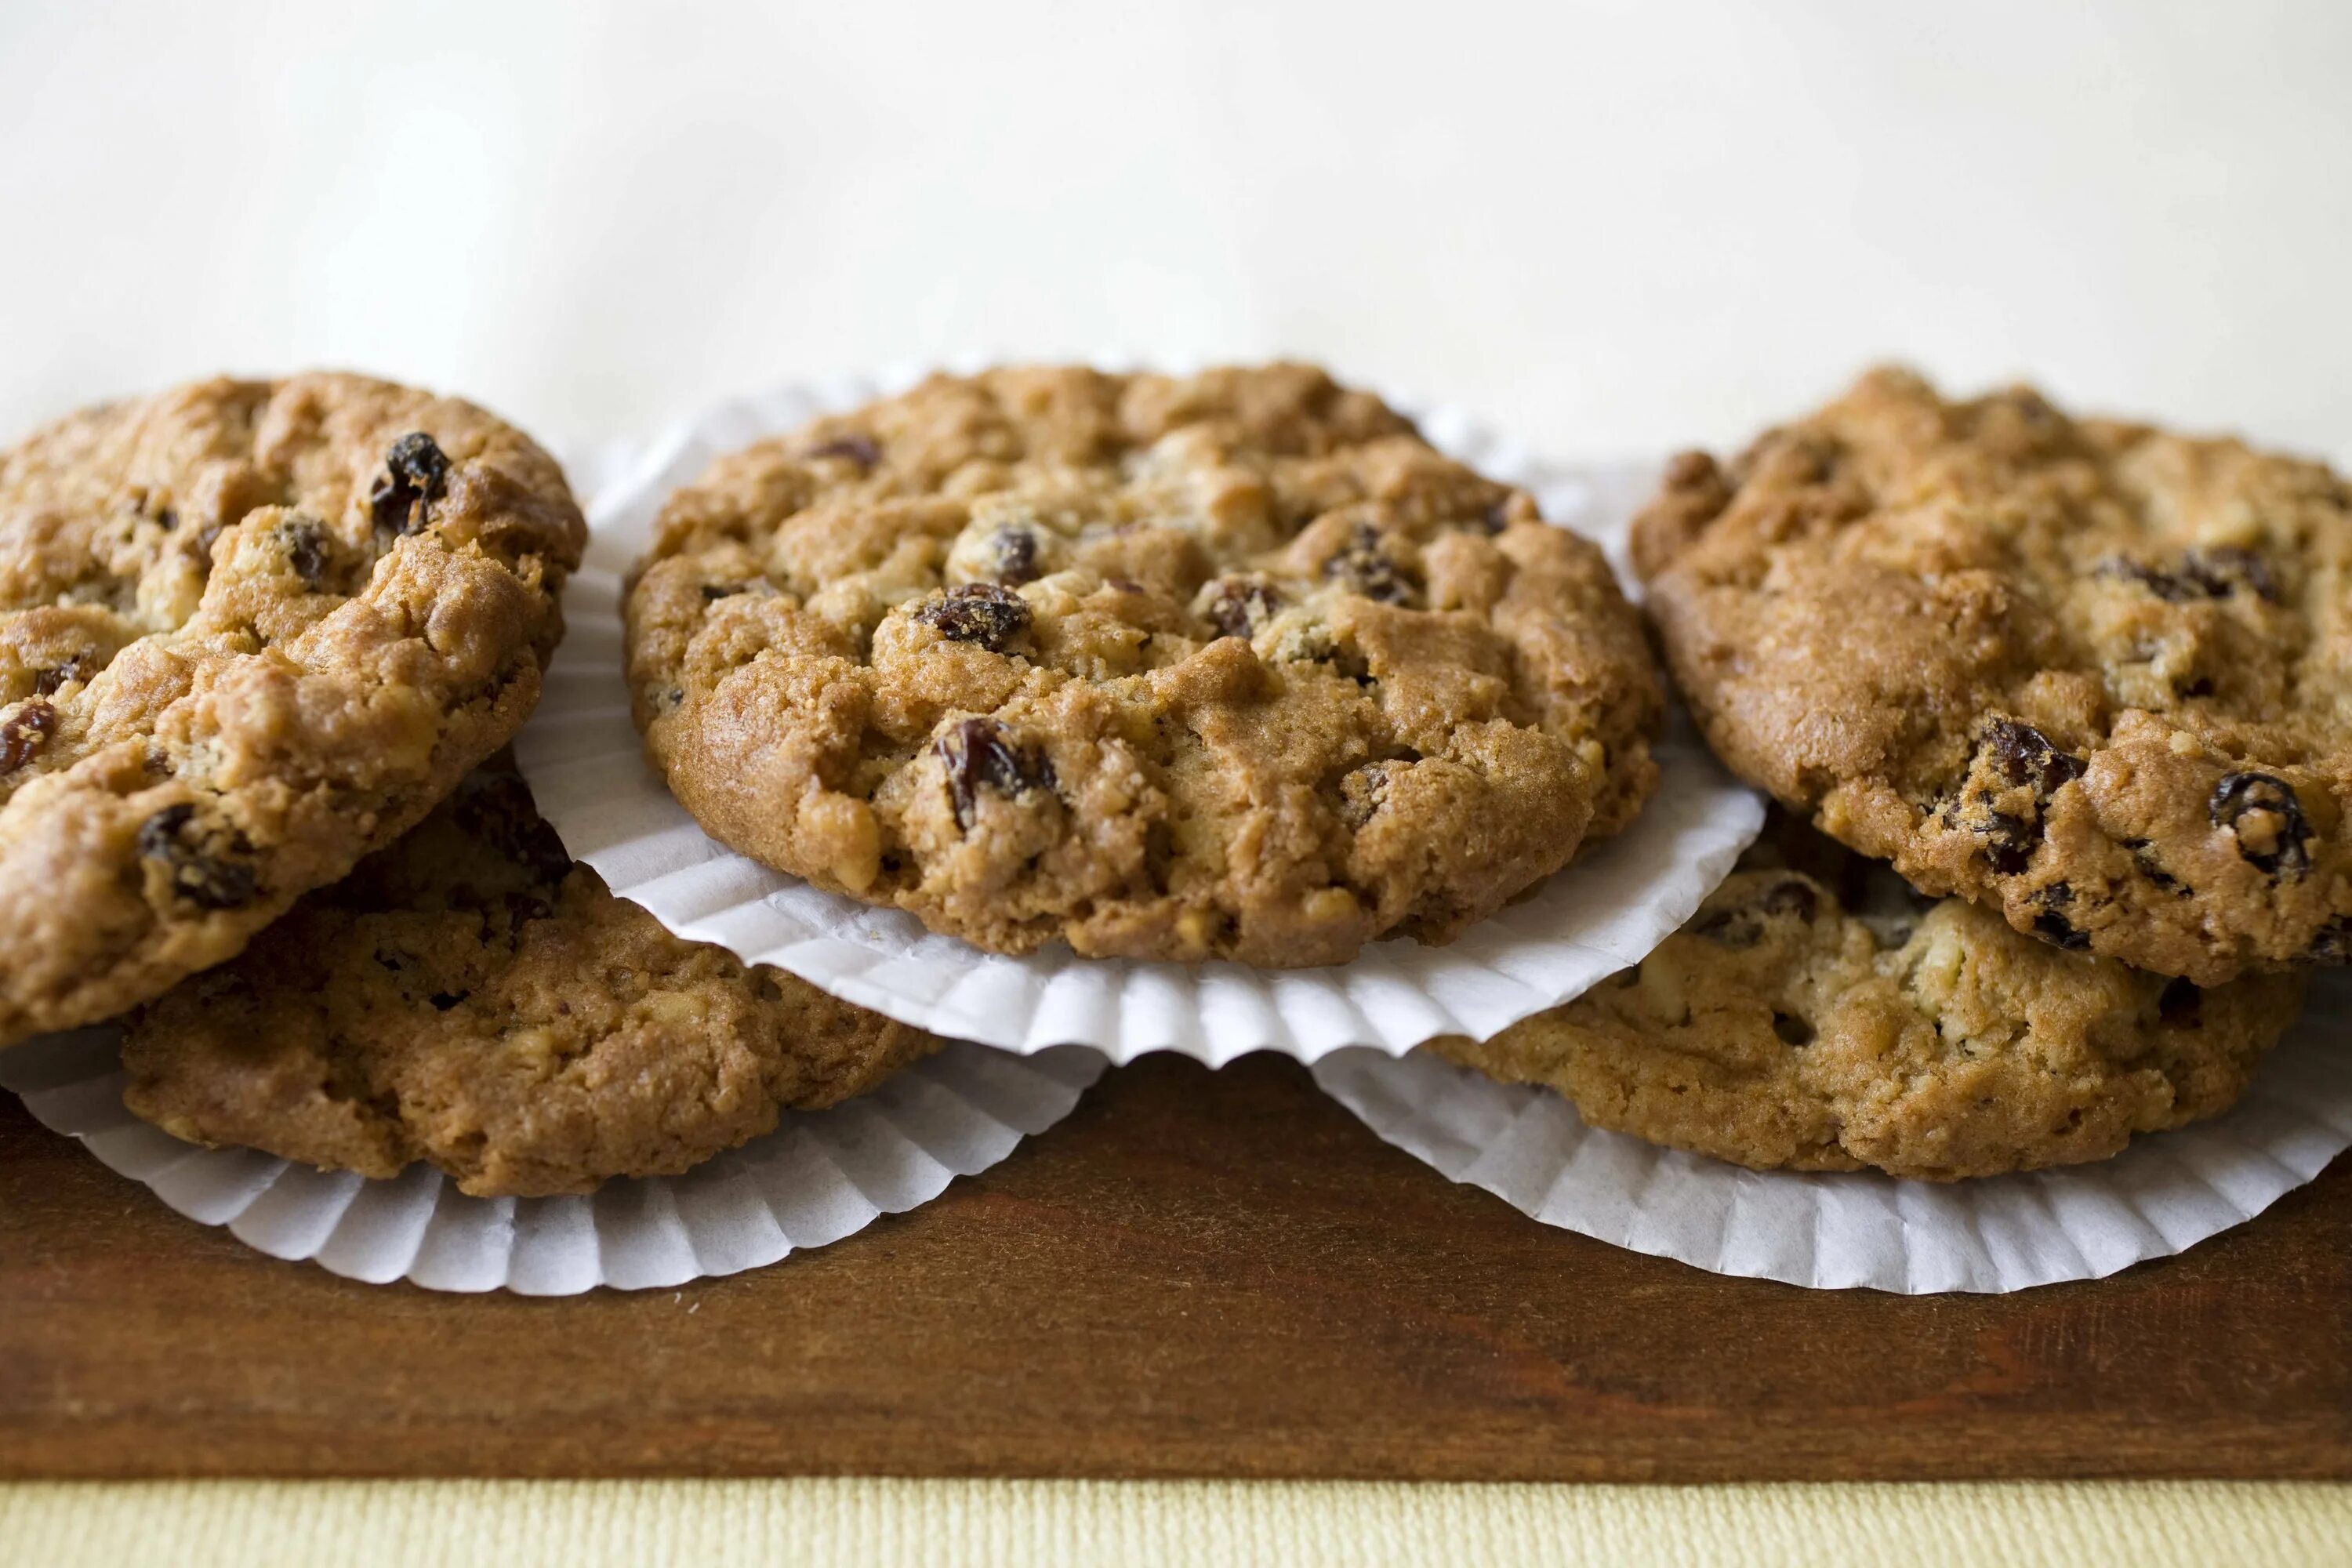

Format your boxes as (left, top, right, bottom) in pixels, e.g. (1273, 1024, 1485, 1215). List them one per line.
(1308, 971, 2352, 1294)
(517, 372, 1762, 1065)
(0, 1029, 1103, 1294)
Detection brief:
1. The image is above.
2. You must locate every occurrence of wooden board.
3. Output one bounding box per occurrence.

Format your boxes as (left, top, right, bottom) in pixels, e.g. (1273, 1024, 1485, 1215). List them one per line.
(2, 1052, 2346, 1482)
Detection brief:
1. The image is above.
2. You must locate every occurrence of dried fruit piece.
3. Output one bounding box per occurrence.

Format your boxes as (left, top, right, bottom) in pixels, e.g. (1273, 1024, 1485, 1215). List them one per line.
(1954, 719, 2085, 875)
(0, 700, 57, 774)
(1691, 908, 1757, 947)
(983, 527, 1041, 584)
(2030, 910, 2090, 949)
(2101, 547, 2284, 604)
(808, 434, 880, 468)
(368, 431, 451, 537)
(2124, 837, 2187, 895)
(1338, 761, 1393, 829)
(2158, 977, 2203, 1027)
(934, 717, 1054, 829)
(2210, 772, 2312, 879)
(1982, 718, 2086, 793)
(1689, 877, 1821, 950)
(2190, 546, 2283, 603)
(1755, 878, 1820, 921)
(2028, 884, 2092, 950)
(1322, 523, 1411, 604)
(1201, 575, 1283, 641)
(136, 803, 260, 910)
(31, 655, 87, 697)
(2307, 918, 2352, 964)
(915, 583, 1031, 651)
(449, 771, 575, 889)
(501, 890, 555, 927)
(281, 517, 331, 589)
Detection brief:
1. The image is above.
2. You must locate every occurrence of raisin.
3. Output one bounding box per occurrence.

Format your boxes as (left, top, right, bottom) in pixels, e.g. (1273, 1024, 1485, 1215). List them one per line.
(1770, 1011, 1816, 1046)
(808, 434, 880, 468)
(1957, 720, 2085, 874)
(503, 891, 554, 926)
(0, 699, 57, 774)
(1980, 811, 2037, 875)
(1983, 718, 2085, 793)
(2123, 837, 2186, 894)
(2031, 910, 2092, 950)
(390, 430, 449, 491)
(2192, 547, 2282, 603)
(2307, 917, 2352, 964)
(1203, 576, 1283, 640)
(2158, 977, 2204, 1028)
(31, 655, 86, 697)
(2029, 884, 2092, 950)
(1692, 907, 1761, 948)
(450, 770, 575, 887)
(1476, 500, 1512, 535)
(2103, 548, 2284, 605)
(124, 488, 176, 529)
(2209, 772, 2311, 878)
(281, 517, 331, 589)
(2100, 558, 2196, 601)
(983, 527, 1041, 585)
(935, 717, 1054, 829)
(369, 432, 450, 537)
(1323, 523, 1411, 604)
(915, 583, 1031, 651)
(1756, 878, 1820, 921)
(136, 803, 260, 910)
(1338, 762, 1392, 829)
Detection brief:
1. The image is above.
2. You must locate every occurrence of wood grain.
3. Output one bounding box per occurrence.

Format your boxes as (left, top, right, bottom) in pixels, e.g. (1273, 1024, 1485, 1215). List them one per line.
(1, 1053, 2345, 1482)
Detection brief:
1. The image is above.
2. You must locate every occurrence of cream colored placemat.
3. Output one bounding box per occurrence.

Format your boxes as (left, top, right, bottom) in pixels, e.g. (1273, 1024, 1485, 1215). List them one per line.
(4, 1479, 2347, 1567)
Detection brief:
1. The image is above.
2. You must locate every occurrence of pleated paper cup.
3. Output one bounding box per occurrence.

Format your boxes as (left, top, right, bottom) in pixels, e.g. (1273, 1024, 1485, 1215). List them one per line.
(1309, 971, 2352, 1294)
(0, 1029, 1103, 1294)
(518, 375, 1762, 1065)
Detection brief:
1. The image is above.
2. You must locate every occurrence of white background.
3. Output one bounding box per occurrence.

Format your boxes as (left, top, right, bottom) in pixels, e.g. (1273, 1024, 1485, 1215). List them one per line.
(4, 0, 2348, 467)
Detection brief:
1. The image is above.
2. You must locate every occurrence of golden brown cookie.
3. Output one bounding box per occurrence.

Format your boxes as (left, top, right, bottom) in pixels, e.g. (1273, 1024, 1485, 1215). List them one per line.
(1435, 814, 2307, 1180)
(121, 763, 941, 1197)
(1636, 366, 2352, 985)
(0, 374, 586, 1047)
(626, 364, 1660, 966)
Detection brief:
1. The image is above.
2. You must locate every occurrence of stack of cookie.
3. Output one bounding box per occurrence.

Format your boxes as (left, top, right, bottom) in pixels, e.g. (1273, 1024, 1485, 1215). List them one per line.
(1445, 368, 2336, 1178)
(4, 361, 2339, 1234)
(0, 375, 943, 1200)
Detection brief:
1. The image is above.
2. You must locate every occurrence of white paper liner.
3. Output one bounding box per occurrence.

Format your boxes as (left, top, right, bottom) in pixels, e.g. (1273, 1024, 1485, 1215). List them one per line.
(1308, 970, 2352, 1294)
(0, 1029, 1104, 1294)
(517, 377, 1762, 1065)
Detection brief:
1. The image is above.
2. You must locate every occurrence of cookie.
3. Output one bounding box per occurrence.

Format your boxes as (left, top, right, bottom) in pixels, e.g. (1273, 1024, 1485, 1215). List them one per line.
(121, 762, 941, 1197)
(1433, 812, 2307, 1179)
(0, 374, 586, 1047)
(1635, 366, 2352, 985)
(626, 364, 1660, 966)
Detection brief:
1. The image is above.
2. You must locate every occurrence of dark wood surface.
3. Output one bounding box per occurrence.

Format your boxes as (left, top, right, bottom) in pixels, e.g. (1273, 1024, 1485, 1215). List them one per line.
(2, 1053, 2346, 1482)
